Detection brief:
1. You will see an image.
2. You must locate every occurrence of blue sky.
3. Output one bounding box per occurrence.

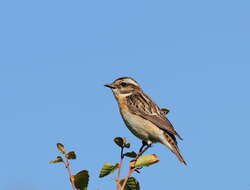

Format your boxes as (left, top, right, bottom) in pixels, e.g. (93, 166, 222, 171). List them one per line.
(0, 0, 250, 190)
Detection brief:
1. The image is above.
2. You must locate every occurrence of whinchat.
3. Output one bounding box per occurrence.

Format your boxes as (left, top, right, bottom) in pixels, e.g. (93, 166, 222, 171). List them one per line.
(105, 77, 186, 165)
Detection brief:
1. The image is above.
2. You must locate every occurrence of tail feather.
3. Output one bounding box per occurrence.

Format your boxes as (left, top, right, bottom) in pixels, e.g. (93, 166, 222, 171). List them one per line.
(162, 132, 187, 165)
(173, 146, 187, 165)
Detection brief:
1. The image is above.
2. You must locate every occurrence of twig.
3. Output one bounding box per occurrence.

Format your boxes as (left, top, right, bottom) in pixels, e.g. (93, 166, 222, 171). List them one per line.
(120, 167, 135, 190)
(116, 147, 124, 190)
(120, 144, 150, 190)
(64, 158, 77, 190)
(134, 145, 150, 160)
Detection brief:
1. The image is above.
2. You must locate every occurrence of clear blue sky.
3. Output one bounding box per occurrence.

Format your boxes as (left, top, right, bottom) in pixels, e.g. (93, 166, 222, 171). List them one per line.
(0, 0, 249, 190)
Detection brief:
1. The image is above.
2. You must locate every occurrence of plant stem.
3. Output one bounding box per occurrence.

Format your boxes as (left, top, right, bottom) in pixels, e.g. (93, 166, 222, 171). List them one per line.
(135, 145, 150, 160)
(64, 159, 77, 190)
(116, 147, 124, 190)
(120, 144, 151, 190)
(120, 168, 135, 190)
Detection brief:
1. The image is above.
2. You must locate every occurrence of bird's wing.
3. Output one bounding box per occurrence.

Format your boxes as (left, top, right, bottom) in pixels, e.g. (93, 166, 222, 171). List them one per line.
(126, 92, 183, 140)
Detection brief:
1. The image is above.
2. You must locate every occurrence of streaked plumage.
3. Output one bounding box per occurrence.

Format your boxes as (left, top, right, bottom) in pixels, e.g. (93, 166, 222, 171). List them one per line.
(105, 77, 186, 165)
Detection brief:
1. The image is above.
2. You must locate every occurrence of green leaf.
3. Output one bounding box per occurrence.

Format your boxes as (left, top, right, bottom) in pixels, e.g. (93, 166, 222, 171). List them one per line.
(161, 108, 170, 115)
(72, 170, 89, 190)
(124, 151, 137, 158)
(56, 143, 66, 154)
(49, 156, 63, 164)
(124, 142, 130, 148)
(114, 137, 131, 148)
(66, 151, 77, 160)
(99, 163, 119, 178)
(120, 177, 140, 190)
(123, 138, 131, 148)
(134, 154, 159, 169)
(114, 137, 124, 148)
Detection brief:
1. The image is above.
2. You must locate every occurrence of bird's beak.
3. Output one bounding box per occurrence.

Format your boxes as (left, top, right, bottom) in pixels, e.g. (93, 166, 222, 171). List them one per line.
(104, 83, 115, 89)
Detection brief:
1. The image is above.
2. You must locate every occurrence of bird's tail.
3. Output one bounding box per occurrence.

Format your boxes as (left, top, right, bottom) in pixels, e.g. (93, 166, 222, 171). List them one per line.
(162, 132, 187, 165)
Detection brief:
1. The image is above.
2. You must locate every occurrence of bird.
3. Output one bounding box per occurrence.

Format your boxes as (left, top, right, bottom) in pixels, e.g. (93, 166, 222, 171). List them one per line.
(105, 77, 187, 165)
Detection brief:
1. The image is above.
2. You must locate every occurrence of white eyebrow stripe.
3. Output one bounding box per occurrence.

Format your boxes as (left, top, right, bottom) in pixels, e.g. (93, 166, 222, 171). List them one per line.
(123, 78, 140, 87)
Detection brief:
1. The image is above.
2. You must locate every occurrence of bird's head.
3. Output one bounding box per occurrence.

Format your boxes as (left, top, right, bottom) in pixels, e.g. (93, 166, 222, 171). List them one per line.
(105, 77, 140, 97)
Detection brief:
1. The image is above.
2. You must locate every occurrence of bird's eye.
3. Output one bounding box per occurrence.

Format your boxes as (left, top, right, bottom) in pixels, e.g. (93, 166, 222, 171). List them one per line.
(121, 82, 128, 87)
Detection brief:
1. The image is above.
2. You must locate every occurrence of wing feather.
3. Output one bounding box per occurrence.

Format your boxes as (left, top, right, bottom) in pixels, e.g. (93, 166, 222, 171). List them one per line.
(126, 92, 183, 140)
